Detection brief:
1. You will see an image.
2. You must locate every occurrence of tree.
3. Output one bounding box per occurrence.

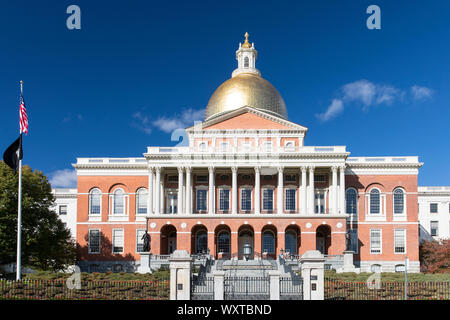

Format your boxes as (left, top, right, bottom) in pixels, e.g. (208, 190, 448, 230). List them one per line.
(419, 239, 450, 273)
(0, 161, 76, 271)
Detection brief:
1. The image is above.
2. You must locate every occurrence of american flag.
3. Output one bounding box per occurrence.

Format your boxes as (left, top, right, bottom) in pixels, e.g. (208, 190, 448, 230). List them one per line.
(19, 94, 28, 135)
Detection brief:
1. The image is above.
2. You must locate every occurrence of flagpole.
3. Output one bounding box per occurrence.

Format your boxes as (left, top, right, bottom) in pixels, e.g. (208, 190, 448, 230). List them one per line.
(16, 80, 23, 281)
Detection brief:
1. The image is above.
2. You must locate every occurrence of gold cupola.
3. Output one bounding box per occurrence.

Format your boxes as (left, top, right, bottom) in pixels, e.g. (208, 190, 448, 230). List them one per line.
(204, 33, 288, 121)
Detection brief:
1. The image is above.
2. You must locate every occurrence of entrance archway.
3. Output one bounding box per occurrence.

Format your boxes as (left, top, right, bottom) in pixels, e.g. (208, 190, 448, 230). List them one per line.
(214, 225, 231, 259)
(191, 225, 208, 254)
(160, 225, 177, 254)
(238, 225, 254, 260)
(316, 224, 331, 254)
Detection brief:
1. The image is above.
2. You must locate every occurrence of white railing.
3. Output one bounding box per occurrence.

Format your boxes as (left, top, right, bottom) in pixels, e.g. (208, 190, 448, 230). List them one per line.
(146, 146, 347, 154)
(76, 157, 147, 165)
(346, 156, 419, 164)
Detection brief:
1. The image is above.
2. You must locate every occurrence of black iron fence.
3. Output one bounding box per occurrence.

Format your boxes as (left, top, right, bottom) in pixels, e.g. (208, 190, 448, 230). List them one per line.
(325, 279, 450, 300)
(280, 276, 303, 300)
(0, 279, 169, 300)
(191, 275, 214, 300)
(224, 276, 270, 300)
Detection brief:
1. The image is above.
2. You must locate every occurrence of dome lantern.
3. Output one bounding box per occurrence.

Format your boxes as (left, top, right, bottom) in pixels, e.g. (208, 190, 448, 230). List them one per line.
(232, 32, 261, 78)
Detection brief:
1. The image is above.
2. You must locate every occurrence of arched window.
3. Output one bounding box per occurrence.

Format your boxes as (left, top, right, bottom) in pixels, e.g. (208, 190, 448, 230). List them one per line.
(370, 189, 380, 214)
(89, 188, 101, 215)
(113, 189, 125, 214)
(285, 230, 297, 254)
(346, 188, 357, 216)
(136, 188, 148, 214)
(393, 188, 405, 215)
(217, 231, 230, 254)
(262, 231, 275, 254)
(196, 230, 208, 254)
(244, 56, 249, 68)
(371, 264, 381, 273)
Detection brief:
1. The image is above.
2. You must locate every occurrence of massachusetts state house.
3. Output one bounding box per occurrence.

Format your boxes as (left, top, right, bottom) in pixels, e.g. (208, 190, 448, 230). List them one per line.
(73, 33, 422, 273)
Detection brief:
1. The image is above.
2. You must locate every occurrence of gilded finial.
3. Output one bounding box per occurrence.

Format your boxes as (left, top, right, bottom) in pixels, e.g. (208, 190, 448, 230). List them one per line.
(242, 32, 251, 48)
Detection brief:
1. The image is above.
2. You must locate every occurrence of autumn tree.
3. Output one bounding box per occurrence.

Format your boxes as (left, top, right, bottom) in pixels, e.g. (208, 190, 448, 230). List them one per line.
(419, 239, 450, 273)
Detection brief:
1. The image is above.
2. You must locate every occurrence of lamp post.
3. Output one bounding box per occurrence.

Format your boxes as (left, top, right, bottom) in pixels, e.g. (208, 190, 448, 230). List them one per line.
(243, 242, 252, 261)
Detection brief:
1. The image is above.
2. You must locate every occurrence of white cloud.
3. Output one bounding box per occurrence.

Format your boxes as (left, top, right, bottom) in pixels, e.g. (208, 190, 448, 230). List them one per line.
(152, 108, 205, 133)
(315, 99, 344, 122)
(50, 169, 77, 188)
(411, 85, 434, 101)
(131, 112, 152, 134)
(342, 80, 402, 108)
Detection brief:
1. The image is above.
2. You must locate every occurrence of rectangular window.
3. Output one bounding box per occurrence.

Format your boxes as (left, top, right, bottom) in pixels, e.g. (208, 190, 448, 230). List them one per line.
(285, 189, 296, 211)
(196, 189, 207, 211)
(263, 189, 274, 211)
(430, 221, 439, 237)
(219, 189, 230, 211)
(285, 175, 296, 182)
(430, 203, 438, 213)
(196, 175, 208, 183)
(370, 229, 382, 254)
(394, 229, 406, 253)
(59, 205, 67, 215)
(315, 192, 325, 214)
(112, 229, 124, 254)
(241, 189, 252, 211)
(167, 175, 178, 183)
(136, 229, 145, 253)
(314, 175, 326, 182)
(219, 142, 229, 151)
(262, 141, 273, 151)
(88, 229, 100, 254)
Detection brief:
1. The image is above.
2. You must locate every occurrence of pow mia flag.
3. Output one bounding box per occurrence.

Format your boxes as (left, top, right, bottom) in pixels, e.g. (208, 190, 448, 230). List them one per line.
(3, 134, 23, 173)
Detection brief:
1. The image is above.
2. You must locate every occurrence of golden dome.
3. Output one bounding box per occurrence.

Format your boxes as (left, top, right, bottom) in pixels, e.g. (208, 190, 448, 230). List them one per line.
(205, 73, 288, 120)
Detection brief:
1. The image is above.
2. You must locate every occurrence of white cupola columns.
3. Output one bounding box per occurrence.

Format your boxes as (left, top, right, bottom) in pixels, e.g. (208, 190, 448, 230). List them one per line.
(232, 32, 261, 78)
(231, 166, 238, 214)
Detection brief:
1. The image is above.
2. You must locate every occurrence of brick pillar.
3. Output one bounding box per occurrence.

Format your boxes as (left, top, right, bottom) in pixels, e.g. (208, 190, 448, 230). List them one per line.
(177, 232, 191, 252)
(254, 232, 262, 256)
(231, 231, 238, 258)
(150, 232, 160, 255)
(278, 231, 285, 255)
(207, 231, 215, 256)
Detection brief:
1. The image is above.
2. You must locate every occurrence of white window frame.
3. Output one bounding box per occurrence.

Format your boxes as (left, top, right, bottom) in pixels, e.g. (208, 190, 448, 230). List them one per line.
(218, 186, 231, 212)
(195, 186, 208, 212)
(197, 141, 208, 151)
(240, 142, 252, 153)
(88, 188, 102, 216)
(136, 229, 146, 253)
(430, 203, 438, 214)
(108, 188, 129, 221)
(430, 221, 439, 237)
(284, 140, 295, 151)
(370, 228, 382, 254)
(365, 187, 386, 221)
(112, 228, 124, 254)
(262, 186, 275, 212)
(261, 140, 273, 152)
(58, 204, 68, 215)
(240, 186, 252, 212)
(88, 229, 101, 254)
(219, 141, 230, 152)
(284, 186, 297, 212)
(136, 188, 148, 215)
(394, 229, 406, 254)
(393, 188, 407, 217)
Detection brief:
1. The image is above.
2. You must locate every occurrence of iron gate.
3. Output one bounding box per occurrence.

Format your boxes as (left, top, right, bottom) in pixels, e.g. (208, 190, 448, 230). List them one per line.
(280, 276, 303, 300)
(224, 276, 270, 300)
(191, 275, 214, 300)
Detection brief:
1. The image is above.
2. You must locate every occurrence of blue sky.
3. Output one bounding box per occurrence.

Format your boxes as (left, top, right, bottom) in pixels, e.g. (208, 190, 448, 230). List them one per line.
(0, 0, 449, 187)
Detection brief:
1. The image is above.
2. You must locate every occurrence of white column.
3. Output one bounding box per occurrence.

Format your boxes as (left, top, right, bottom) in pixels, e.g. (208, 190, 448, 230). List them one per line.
(301, 166, 307, 215)
(178, 167, 184, 215)
(185, 167, 192, 214)
(254, 166, 260, 214)
(308, 166, 315, 215)
(160, 175, 164, 214)
(332, 166, 338, 214)
(277, 166, 284, 214)
(208, 166, 215, 214)
(232, 166, 238, 214)
(155, 167, 161, 214)
(339, 165, 346, 214)
(148, 167, 154, 214)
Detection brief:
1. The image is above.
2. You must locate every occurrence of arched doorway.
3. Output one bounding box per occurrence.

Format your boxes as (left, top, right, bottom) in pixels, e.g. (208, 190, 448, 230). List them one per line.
(160, 225, 177, 254)
(285, 225, 300, 255)
(316, 225, 331, 254)
(261, 225, 277, 259)
(215, 225, 231, 259)
(191, 225, 208, 254)
(238, 226, 254, 260)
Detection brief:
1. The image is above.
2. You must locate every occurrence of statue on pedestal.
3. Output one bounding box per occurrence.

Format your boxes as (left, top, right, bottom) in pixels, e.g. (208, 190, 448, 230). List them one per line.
(142, 231, 151, 252)
(345, 232, 352, 252)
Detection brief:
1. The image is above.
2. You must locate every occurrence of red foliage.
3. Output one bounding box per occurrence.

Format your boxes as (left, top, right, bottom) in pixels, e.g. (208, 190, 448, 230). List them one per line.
(419, 239, 450, 273)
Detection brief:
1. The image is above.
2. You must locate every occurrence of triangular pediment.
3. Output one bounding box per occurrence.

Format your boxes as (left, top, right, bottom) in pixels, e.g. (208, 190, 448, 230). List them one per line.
(186, 106, 308, 132)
